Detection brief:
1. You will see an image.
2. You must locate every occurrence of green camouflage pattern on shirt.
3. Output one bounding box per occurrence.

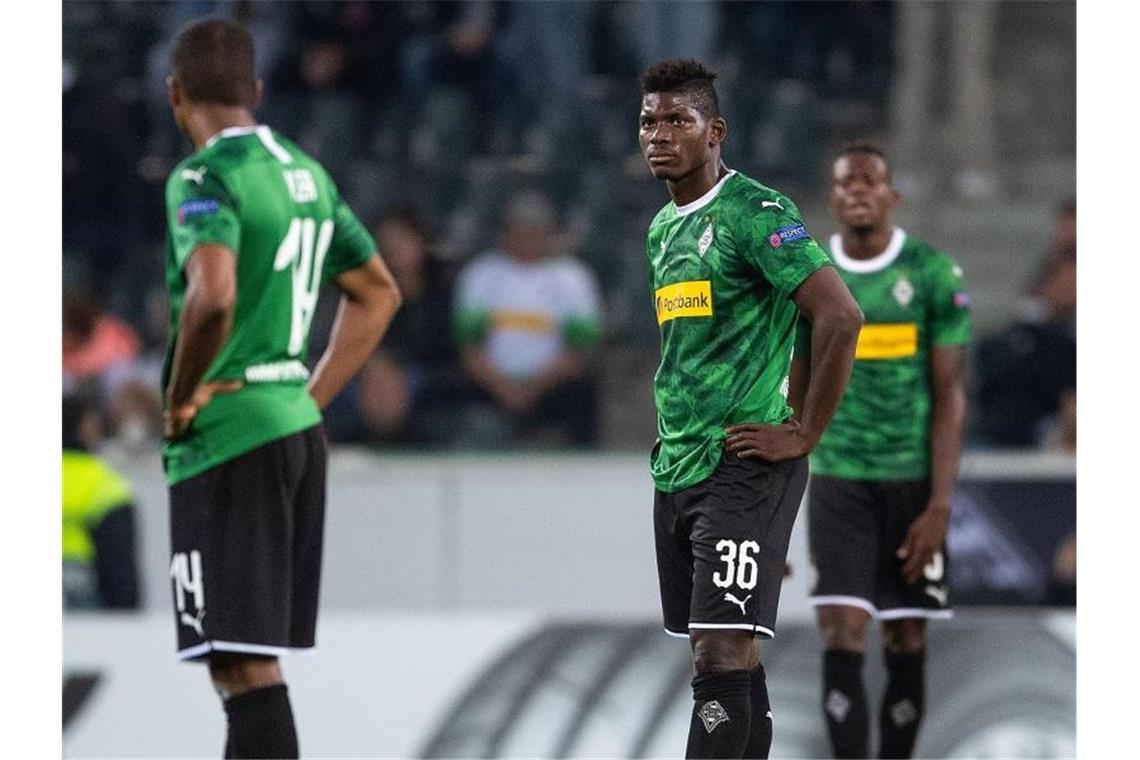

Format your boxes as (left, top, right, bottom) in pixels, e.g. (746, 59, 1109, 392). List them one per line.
(798, 231, 970, 481)
(648, 171, 831, 492)
(162, 126, 375, 485)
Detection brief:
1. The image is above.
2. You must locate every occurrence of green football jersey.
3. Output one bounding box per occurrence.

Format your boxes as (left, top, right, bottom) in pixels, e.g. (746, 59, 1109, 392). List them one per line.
(162, 125, 376, 485)
(798, 228, 971, 481)
(647, 170, 831, 493)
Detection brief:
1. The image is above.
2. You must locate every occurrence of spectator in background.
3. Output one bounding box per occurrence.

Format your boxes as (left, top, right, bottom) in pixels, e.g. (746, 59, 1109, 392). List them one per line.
(453, 190, 602, 447)
(63, 393, 141, 610)
(63, 293, 140, 392)
(974, 199, 1076, 448)
(323, 207, 463, 445)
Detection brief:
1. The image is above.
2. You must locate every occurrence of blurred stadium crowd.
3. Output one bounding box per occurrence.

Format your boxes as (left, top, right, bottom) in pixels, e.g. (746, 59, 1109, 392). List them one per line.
(62, 0, 1074, 457)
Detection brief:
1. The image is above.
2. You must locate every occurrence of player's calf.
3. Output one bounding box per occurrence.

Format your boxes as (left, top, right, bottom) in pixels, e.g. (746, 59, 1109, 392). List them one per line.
(209, 654, 298, 759)
(879, 619, 927, 759)
(686, 631, 757, 759)
(816, 606, 872, 759)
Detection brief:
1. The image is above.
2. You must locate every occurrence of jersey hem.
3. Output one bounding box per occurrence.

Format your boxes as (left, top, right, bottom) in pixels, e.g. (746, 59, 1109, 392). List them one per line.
(651, 459, 719, 494)
(164, 418, 322, 486)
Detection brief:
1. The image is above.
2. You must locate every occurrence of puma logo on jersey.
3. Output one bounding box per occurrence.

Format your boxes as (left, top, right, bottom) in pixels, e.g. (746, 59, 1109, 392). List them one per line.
(724, 592, 752, 615)
(761, 200, 784, 210)
(180, 608, 206, 637)
(180, 166, 208, 185)
(924, 585, 948, 606)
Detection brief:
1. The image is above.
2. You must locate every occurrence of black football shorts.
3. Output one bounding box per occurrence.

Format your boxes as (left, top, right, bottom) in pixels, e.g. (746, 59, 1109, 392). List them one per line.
(168, 424, 327, 661)
(807, 475, 952, 620)
(655, 452, 808, 639)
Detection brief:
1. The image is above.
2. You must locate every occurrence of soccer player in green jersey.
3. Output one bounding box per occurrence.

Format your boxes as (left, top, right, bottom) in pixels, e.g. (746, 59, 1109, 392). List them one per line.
(640, 59, 863, 759)
(161, 19, 401, 758)
(794, 144, 971, 759)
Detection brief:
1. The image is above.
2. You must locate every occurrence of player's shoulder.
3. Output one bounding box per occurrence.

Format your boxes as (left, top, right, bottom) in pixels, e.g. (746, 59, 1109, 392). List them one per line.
(900, 231, 965, 279)
(723, 172, 801, 214)
(719, 171, 807, 239)
(648, 202, 676, 231)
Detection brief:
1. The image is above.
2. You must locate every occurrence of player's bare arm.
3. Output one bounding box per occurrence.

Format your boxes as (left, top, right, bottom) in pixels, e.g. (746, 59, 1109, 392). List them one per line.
(164, 244, 242, 440)
(897, 343, 966, 582)
(725, 267, 861, 461)
(308, 253, 402, 410)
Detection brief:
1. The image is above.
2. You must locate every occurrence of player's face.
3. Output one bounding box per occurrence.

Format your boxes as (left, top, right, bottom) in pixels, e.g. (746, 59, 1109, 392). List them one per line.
(830, 153, 899, 232)
(638, 93, 722, 182)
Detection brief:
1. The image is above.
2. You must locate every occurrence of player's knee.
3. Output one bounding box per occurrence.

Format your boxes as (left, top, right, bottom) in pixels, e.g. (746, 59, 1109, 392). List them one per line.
(208, 653, 284, 697)
(691, 631, 757, 675)
(882, 619, 926, 654)
(817, 606, 871, 651)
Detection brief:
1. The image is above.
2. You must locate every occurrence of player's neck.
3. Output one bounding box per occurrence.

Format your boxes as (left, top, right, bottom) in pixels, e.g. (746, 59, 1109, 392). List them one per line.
(840, 225, 894, 260)
(185, 106, 258, 151)
(667, 159, 728, 208)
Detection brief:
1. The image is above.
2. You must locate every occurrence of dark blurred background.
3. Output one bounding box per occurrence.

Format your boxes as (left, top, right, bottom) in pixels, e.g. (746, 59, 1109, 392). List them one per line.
(62, 0, 1075, 455)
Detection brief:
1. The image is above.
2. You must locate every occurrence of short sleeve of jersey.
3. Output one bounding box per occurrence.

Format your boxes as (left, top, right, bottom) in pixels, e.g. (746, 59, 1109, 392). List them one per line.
(926, 253, 972, 345)
(324, 196, 377, 281)
(735, 196, 831, 297)
(166, 166, 241, 271)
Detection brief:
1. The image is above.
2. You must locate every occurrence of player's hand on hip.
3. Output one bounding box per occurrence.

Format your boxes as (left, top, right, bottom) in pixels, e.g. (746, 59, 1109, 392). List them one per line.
(164, 380, 243, 441)
(723, 420, 812, 462)
(896, 505, 950, 583)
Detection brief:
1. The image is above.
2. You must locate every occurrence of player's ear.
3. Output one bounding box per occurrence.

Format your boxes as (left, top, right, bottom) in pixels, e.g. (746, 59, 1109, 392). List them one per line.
(708, 116, 727, 147)
(252, 79, 264, 111)
(167, 75, 180, 108)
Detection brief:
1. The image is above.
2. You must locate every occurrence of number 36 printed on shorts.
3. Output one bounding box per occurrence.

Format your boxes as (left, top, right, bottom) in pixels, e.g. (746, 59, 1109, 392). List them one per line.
(712, 539, 760, 590)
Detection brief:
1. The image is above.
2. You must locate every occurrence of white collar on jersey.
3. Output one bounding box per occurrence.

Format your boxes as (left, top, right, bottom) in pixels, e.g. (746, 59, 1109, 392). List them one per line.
(204, 124, 292, 163)
(674, 169, 738, 217)
(829, 227, 907, 273)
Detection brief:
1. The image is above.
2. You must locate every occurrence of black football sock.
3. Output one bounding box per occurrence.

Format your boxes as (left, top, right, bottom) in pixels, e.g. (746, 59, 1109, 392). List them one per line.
(823, 649, 869, 759)
(686, 669, 753, 759)
(223, 683, 299, 759)
(742, 663, 773, 759)
(878, 650, 926, 759)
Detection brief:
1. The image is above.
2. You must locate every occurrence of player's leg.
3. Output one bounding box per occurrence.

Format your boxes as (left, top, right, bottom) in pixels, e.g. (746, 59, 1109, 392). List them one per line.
(874, 478, 947, 759)
(878, 618, 927, 759)
(808, 476, 881, 759)
(169, 433, 311, 759)
(683, 454, 808, 759)
(687, 630, 759, 759)
(209, 653, 297, 759)
(816, 605, 873, 759)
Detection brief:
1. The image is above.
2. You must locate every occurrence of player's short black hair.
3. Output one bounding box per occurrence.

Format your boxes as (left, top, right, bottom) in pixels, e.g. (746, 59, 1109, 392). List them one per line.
(171, 17, 257, 109)
(641, 59, 720, 118)
(838, 142, 892, 178)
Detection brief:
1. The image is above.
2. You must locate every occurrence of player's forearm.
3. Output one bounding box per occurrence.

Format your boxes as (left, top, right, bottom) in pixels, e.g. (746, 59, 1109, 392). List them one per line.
(798, 311, 861, 445)
(167, 291, 234, 407)
(927, 383, 966, 510)
(788, 356, 810, 423)
(308, 290, 400, 409)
